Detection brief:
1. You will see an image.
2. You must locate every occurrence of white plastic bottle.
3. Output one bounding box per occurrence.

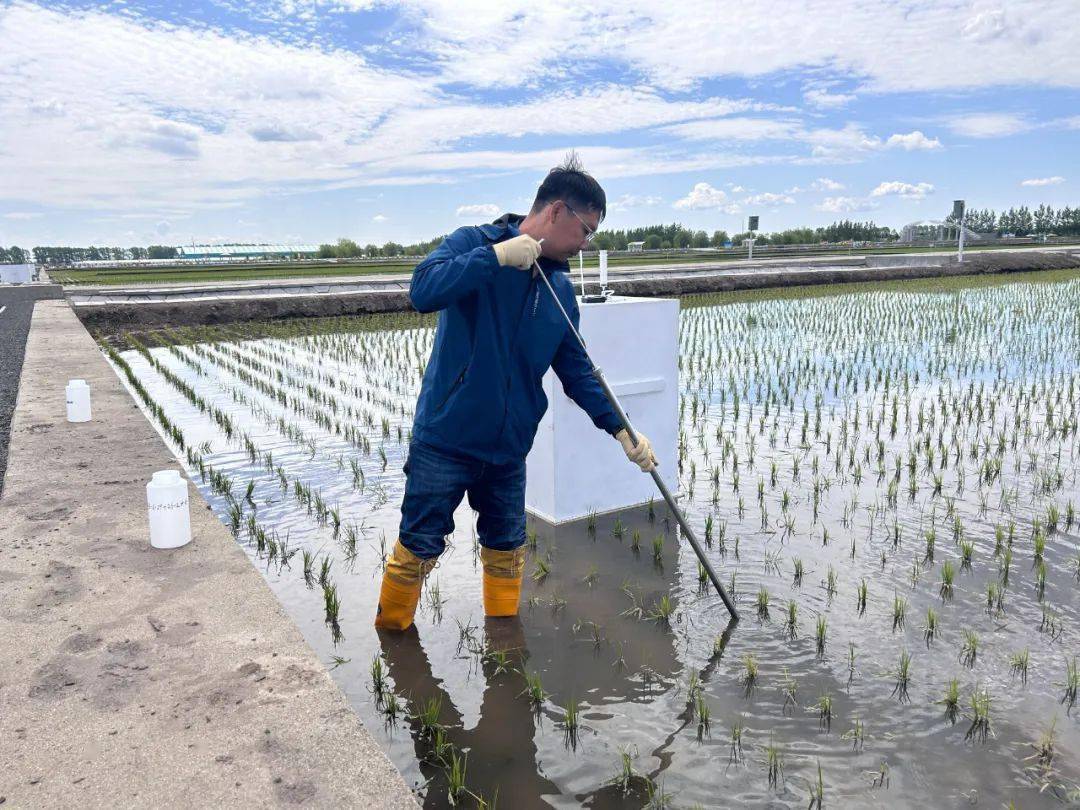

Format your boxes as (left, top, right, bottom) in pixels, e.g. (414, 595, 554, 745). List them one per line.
(146, 470, 192, 549)
(65, 379, 92, 422)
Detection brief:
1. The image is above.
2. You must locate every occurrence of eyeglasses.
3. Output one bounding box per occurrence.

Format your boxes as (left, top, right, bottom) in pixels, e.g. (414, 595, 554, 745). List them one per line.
(565, 203, 598, 243)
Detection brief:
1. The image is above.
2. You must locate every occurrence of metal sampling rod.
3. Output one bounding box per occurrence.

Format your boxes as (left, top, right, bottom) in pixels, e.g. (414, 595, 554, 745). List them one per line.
(531, 244, 740, 621)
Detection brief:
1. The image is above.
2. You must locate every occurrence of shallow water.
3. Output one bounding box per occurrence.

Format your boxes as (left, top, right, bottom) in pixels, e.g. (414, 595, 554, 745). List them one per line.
(110, 273, 1080, 807)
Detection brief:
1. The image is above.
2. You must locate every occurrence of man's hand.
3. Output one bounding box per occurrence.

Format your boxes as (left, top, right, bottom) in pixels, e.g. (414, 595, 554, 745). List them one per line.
(616, 428, 658, 472)
(492, 234, 542, 270)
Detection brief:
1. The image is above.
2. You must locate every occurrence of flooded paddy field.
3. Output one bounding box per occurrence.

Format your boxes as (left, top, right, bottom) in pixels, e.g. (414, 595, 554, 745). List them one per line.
(98, 269, 1080, 808)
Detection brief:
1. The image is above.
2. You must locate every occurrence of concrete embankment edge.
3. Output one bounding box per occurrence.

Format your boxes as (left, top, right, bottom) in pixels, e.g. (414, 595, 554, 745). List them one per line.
(0, 300, 418, 808)
(71, 250, 1080, 332)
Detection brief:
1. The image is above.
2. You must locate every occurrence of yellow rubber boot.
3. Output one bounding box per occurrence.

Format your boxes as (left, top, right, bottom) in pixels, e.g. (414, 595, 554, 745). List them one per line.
(374, 540, 437, 631)
(481, 546, 527, 617)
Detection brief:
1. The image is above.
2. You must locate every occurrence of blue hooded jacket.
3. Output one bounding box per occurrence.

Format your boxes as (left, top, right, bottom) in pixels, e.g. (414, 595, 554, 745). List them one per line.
(409, 213, 623, 465)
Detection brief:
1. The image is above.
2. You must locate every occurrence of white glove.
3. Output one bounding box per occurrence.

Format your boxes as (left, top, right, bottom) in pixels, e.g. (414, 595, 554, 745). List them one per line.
(492, 234, 542, 270)
(616, 428, 658, 472)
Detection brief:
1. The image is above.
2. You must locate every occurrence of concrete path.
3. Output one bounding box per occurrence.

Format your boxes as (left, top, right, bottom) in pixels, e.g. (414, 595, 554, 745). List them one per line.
(0, 284, 64, 497)
(0, 300, 418, 808)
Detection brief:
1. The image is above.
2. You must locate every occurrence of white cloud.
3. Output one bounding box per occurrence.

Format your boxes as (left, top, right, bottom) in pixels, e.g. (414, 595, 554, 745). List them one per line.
(662, 117, 801, 142)
(386, 1, 1080, 94)
(946, 113, 1031, 138)
(372, 214, 388, 222)
(607, 194, 663, 212)
(815, 196, 877, 213)
(870, 181, 935, 199)
(1020, 176, 1065, 186)
(2, 212, 44, 220)
(456, 203, 501, 218)
(673, 182, 727, 210)
(885, 131, 942, 150)
(803, 88, 856, 109)
(743, 192, 795, 206)
(811, 177, 844, 191)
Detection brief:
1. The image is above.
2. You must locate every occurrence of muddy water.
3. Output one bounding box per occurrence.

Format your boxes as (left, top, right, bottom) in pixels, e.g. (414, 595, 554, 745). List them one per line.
(112, 274, 1080, 808)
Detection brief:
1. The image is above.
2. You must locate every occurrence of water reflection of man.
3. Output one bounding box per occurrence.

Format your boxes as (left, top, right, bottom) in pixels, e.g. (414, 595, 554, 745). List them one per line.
(375, 154, 657, 631)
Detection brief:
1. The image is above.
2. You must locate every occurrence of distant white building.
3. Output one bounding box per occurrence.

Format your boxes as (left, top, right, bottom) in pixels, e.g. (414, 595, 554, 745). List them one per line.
(899, 220, 983, 244)
(627, 241, 645, 252)
(177, 243, 320, 260)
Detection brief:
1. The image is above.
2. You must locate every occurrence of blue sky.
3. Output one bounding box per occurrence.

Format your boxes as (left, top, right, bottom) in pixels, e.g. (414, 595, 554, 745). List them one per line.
(1, 0, 1078, 248)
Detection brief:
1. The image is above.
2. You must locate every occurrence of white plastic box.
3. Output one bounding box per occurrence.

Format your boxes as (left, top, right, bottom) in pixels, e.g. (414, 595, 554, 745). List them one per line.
(526, 295, 679, 524)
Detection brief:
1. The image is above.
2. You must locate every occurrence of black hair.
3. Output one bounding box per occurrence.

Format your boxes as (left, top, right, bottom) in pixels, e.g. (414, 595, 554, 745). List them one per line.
(530, 150, 606, 223)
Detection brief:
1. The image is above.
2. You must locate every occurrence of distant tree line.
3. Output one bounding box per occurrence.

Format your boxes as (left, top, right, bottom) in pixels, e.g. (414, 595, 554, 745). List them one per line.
(9, 203, 1080, 265)
(315, 236, 443, 260)
(947, 204, 1080, 237)
(0, 246, 30, 263)
(590, 220, 898, 250)
(12, 245, 179, 264)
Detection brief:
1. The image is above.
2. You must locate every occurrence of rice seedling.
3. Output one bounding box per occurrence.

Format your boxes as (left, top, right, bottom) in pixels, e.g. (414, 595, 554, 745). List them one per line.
(842, 717, 865, 751)
(986, 581, 1006, 616)
(857, 578, 868, 615)
(1009, 649, 1030, 684)
(695, 693, 712, 738)
(648, 595, 676, 625)
(322, 580, 341, 627)
(643, 777, 672, 809)
(960, 629, 979, 668)
(302, 549, 315, 587)
(959, 539, 974, 568)
(561, 697, 580, 743)
(582, 564, 599, 588)
(785, 600, 798, 640)
(369, 653, 386, 701)
(923, 606, 939, 647)
(871, 761, 890, 790)
(939, 560, 955, 600)
(825, 566, 838, 600)
(892, 650, 912, 702)
(382, 691, 401, 724)
(812, 692, 833, 730)
(742, 653, 759, 696)
(965, 685, 994, 743)
(413, 695, 443, 739)
(815, 615, 827, 656)
(630, 530, 641, 553)
(729, 721, 744, 764)
(1061, 657, 1078, 712)
(763, 741, 785, 790)
(807, 762, 824, 810)
(778, 668, 798, 713)
(940, 678, 960, 724)
(755, 586, 770, 622)
(446, 748, 468, 804)
(531, 556, 551, 582)
(792, 557, 804, 587)
(318, 556, 332, 588)
(651, 534, 664, 564)
(611, 517, 625, 540)
(892, 593, 907, 632)
(606, 746, 645, 796)
(1025, 717, 1058, 787)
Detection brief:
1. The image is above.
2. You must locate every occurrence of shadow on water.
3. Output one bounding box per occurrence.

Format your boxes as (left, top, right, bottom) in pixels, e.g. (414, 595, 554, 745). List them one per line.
(376, 501, 734, 807)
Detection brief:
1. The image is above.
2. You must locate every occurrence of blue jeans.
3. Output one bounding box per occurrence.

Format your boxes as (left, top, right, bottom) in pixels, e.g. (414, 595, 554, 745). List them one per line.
(398, 439, 527, 559)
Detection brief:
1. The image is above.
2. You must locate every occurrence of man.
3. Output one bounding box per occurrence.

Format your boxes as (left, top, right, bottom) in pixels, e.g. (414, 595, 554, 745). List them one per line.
(375, 155, 658, 631)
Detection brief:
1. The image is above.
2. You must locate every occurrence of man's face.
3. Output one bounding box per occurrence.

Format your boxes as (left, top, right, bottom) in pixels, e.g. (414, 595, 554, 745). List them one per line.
(545, 201, 600, 260)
